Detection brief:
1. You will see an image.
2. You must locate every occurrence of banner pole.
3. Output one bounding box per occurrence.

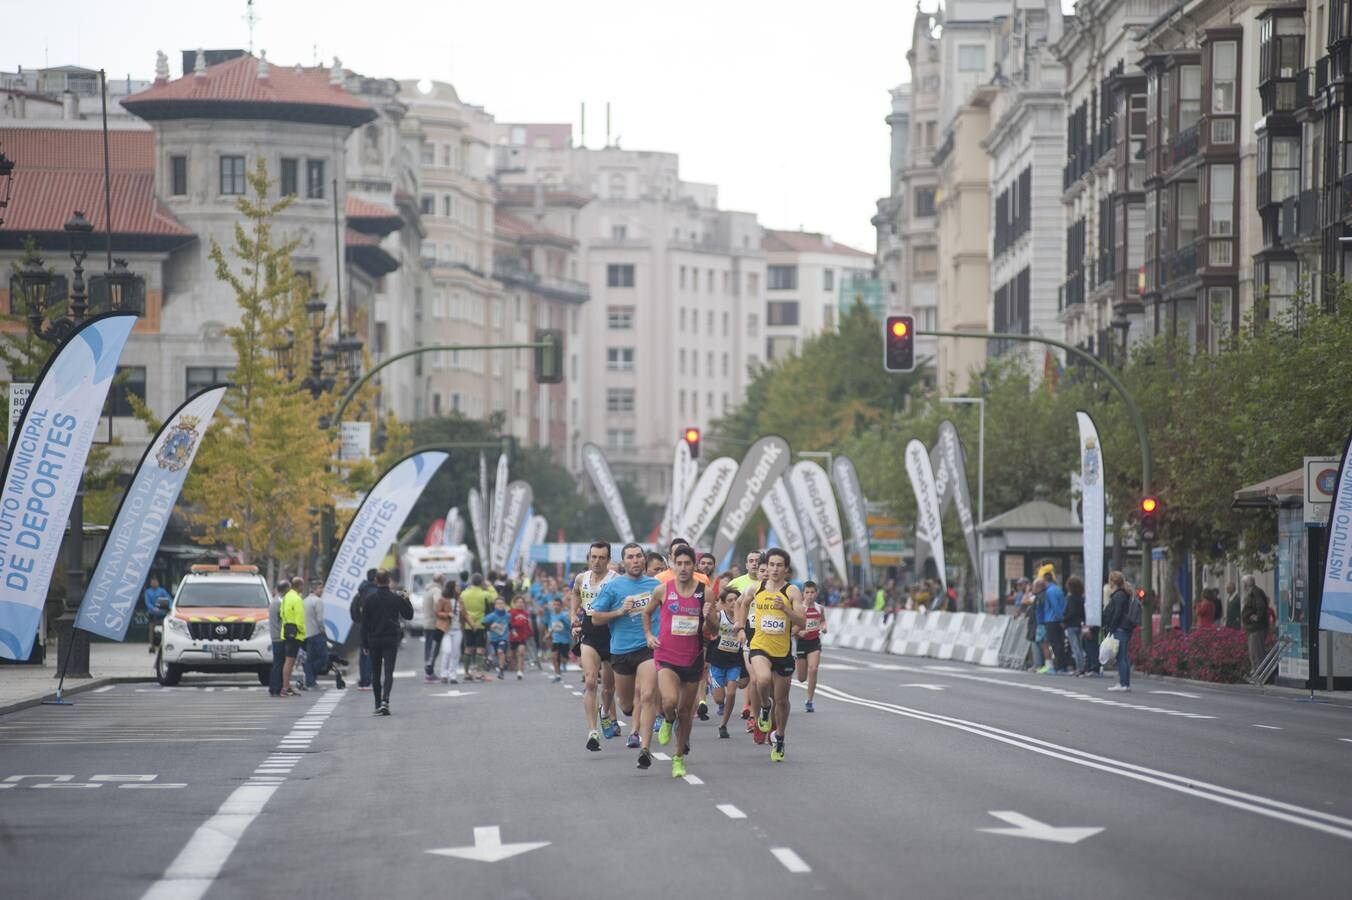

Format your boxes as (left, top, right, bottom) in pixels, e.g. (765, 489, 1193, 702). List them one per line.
(41, 625, 79, 706)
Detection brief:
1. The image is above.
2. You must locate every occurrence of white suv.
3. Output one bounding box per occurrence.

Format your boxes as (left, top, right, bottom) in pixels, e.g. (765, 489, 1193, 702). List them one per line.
(156, 565, 274, 686)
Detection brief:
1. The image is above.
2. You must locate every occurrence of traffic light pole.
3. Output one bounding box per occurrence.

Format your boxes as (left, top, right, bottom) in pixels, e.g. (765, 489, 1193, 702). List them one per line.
(919, 328, 1156, 646)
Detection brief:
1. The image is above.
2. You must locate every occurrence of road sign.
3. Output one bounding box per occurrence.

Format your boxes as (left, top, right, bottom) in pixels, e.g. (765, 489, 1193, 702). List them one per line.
(427, 826, 549, 862)
(978, 811, 1102, 844)
(7, 382, 31, 449)
(1305, 455, 1340, 525)
(339, 421, 371, 461)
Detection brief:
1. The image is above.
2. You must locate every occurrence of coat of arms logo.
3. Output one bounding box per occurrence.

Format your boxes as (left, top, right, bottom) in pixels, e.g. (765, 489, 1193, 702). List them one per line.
(1082, 435, 1101, 486)
(157, 414, 201, 472)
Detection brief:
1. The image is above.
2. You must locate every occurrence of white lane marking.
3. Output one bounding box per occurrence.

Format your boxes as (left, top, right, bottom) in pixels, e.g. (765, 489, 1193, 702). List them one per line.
(121, 784, 187, 789)
(653, 752, 671, 761)
(683, 774, 704, 785)
(717, 804, 747, 819)
(426, 826, 550, 862)
(978, 811, 1103, 844)
(1150, 690, 1202, 699)
(817, 663, 861, 670)
(1252, 725, 1282, 730)
(1339, 738, 1352, 744)
(35, 783, 100, 789)
(813, 683, 1352, 842)
(899, 683, 947, 691)
(770, 847, 811, 873)
(5, 775, 72, 784)
(91, 774, 157, 782)
(142, 783, 279, 900)
(93, 685, 116, 693)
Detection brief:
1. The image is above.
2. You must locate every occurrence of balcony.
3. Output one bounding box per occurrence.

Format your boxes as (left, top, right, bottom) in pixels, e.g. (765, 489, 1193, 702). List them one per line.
(1165, 124, 1200, 170)
(1317, 56, 1329, 92)
(1060, 270, 1086, 311)
(1165, 241, 1199, 284)
(1096, 249, 1114, 288)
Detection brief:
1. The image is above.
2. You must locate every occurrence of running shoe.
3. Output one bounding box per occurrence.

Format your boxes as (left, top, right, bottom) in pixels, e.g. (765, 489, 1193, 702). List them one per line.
(804, 700, 815, 713)
(718, 725, 730, 739)
(626, 732, 641, 749)
(1036, 665, 1050, 674)
(697, 701, 709, 721)
(497, 669, 505, 680)
(636, 748, 652, 770)
(745, 719, 756, 734)
(658, 718, 673, 746)
(653, 714, 664, 734)
(586, 731, 601, 752)
(741, 705, 751, 720)
(517, 671, 523, 680)
(716, 703, 725, 718)
(756, 705, 773, 734)
(682, 744, 690, 757)
(752, 727, 767, 745)
(423, 675, 439, 683)
(602, 717, 619, 739)
(671, 755, 687, 779)
(770, 737, 785, 762)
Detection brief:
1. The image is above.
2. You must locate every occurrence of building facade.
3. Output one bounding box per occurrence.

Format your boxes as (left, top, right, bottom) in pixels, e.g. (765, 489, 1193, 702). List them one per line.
(761, 229, 872, 362)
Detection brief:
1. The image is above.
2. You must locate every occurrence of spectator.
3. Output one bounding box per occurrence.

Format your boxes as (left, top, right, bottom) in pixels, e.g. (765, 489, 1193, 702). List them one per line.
(1102, 570, 1139, 692)
(301, 578, 327, 690)
(362, 570, 413, 715)
(268, 580, 287, 697)
(423, 574, 445, 682)
(280, 577, 306, 695)
(1196, 587, 1221, 628)
(1240, 574, 1271, 674)
(349, 568, 378, 690)
(1224, 581, 1242, 630)
(143, 577, 171, 653)
(436, 580, 465, 684)
(1063, 574, 1088, 675)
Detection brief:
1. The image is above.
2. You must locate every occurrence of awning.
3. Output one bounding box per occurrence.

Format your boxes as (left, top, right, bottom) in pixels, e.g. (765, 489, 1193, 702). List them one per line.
(1232, 468, 1303, 509)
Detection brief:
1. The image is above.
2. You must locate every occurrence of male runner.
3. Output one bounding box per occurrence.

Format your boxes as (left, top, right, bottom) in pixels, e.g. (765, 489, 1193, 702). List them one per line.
(733, 553, 768, 737)
(643, 544, 717, 778)
(738, 548, 805, 762)
(589, 543, 662, 769)
(706, 585, 749, 739)
(694, 550, 720, 721)
(795, 580, 827, 712)
(571, 541, 619, 751)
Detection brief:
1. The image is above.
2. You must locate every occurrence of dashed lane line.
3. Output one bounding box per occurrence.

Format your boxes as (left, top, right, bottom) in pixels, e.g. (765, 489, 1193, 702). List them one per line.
(770, 847, 811, 874)
(683, 774, 704, 785)
(1252, 725, 1282, 730)
(717, 804, 747, 819)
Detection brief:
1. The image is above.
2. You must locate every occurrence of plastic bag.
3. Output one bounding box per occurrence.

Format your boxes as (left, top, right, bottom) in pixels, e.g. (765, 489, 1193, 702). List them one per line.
(1099, 635, 1119, 667)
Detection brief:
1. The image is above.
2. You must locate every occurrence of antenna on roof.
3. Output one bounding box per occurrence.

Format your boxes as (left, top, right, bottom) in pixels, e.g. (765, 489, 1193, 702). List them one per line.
(605, 102, 611, 148)
(580, 102, 586, 149)
(244, 0, 261, 55)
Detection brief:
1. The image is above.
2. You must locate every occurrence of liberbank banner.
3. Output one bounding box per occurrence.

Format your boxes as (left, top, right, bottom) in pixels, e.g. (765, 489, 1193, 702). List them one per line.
(582, 442, 635, 542)
(712, 435, 791, 563)
(322, 451, 448, 641)
(0, 313, 137, 660)
(76, 385, 228, 641)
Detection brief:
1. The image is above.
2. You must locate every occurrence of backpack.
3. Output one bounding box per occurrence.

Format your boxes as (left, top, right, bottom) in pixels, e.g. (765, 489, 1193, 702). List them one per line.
(1126, 593, 1143, 628)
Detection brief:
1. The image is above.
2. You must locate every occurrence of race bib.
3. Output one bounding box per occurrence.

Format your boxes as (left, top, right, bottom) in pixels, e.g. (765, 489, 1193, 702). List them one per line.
(718, 634, 741, 652)
(583, 601, 595, 615)
(670, 615, 699, 636)
(759, 616, 787, 635)
(626, 594, 651, 616)
(552, 621, 565, 634)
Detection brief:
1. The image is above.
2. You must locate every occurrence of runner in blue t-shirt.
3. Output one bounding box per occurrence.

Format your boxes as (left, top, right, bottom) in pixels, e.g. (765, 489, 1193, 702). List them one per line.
(481, 598, 511, 679)
(589, 543, 663, 768)
(547, 599, 572, 682)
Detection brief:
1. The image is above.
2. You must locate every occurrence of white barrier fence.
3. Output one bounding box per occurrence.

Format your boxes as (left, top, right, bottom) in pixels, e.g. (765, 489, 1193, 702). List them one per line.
(821, 607, 1024, 668)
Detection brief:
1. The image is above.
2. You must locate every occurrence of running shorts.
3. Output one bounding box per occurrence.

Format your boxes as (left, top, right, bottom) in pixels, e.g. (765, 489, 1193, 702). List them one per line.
(283, 638, 302, 658)
(749, 648, 795, 678)
(708, 663, 743, 688)
(509, 640, 527, 651)
(579, 631, 612, 662)
(552, 642, 571, 661)
(655, 658, 703, 684)
(490, 640, 509, 655)
(795, 637, 822, 658)
(609, 646, 653, 676)
(463, 628, 486, 649)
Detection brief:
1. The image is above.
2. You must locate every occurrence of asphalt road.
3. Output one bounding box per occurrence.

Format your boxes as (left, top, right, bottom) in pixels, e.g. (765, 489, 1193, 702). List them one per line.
(2, 643, 1351, 899)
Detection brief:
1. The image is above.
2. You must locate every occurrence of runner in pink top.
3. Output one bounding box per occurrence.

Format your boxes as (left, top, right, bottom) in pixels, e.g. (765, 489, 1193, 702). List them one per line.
(642, 544, 718, 778)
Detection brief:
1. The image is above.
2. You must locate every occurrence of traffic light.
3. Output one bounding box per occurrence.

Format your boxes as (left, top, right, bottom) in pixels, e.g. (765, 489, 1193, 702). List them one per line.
(534, 329, 563, 384)
(683, 427, 700, 460)
(1138, 496, 1160, 543)
(884, 315, 916, 372)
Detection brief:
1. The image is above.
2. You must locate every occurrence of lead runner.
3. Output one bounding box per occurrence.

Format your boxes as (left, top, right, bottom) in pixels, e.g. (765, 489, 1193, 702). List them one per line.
(738, 548, 805, 762)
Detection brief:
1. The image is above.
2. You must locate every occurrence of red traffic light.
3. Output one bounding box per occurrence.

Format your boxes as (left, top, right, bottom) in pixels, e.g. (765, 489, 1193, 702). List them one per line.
(1140, 497, 1158, 513)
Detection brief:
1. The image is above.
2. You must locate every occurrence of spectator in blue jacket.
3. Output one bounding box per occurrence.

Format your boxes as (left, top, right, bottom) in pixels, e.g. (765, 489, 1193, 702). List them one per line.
(1037, 569, 1071, 674)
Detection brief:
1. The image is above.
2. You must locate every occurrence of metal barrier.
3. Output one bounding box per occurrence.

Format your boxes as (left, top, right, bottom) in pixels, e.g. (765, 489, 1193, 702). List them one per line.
(1247, 634, 1293, 686)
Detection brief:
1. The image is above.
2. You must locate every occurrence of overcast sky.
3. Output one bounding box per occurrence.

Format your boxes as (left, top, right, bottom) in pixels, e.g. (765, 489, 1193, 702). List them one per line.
(11, 0, 933, 253)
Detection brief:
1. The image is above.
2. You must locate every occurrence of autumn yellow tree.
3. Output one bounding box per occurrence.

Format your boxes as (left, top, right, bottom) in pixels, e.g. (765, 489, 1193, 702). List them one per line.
(182, 160, 340, 578)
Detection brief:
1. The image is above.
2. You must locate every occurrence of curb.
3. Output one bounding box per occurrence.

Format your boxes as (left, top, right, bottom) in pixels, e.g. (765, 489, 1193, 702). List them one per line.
(0, 674, 157, 718)
(1130, 669, 1352, 706)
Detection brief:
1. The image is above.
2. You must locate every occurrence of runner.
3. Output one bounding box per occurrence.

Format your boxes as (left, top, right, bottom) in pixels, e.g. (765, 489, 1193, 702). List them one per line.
(733, 553, 768, 738)
(589, 543, 663, 769)
(571, 541, 619, 750)
(738, 548, 805, 762)
(547, 597, 572, 683)
(508, 596, 533, 680)
(482, 597, 511, 679)
(695, 550, 720, 721)
(706, 585, 749, 739)
(643, 544, 717, 778)
(795, 580, 827, 712)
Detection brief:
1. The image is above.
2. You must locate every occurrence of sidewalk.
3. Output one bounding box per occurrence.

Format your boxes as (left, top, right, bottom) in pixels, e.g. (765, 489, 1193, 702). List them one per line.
(0, 641, 155, 714)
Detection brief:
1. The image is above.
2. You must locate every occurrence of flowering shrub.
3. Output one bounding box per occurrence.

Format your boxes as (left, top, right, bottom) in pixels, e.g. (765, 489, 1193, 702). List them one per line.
(1129, 627, 1260, 683)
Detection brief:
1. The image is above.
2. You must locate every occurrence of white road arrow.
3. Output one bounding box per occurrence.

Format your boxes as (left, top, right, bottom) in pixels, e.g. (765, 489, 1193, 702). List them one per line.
(979, 811, 1102, 844)
(430, 690, 478, 698)
(899, 683, 947, 691)
(427, 826, 550, 862)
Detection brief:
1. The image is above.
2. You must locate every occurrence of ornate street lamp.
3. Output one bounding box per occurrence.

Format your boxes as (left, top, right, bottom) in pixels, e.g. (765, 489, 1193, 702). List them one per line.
(0, 150, 14, 228)
(301, 295, 332, 398)
(1110, 308, 1131, 366)
(270, 329, 297, 380)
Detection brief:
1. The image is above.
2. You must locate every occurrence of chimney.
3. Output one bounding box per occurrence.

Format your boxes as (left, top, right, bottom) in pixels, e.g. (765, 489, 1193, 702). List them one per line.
(257, 50, 269, 81)
(61, 90, 78, 120)
(154, 50, 169, 83)
(194, 48, 207, 78)
(330, 56, 343, 87)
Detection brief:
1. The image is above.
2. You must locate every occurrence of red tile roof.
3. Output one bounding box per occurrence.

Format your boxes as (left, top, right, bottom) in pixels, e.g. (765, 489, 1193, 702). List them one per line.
(345, 195, 402, 237)
(345, 227, 379, 247)
(0, 127, 192, 240)
(761, 229, 872, 258)
(123, 54, 375, 128)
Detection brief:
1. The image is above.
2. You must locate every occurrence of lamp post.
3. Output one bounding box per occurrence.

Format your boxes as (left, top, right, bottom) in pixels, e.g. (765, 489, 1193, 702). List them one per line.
(0, 149, 15, 228)
(1110, 308, 1131, 367)
(15, 212, 145, 677)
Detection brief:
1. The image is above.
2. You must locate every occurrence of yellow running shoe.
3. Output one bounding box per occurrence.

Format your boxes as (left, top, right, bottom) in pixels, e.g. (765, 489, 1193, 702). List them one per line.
(770, 737, 785, 762)
(658, 718, 673, 746)
(672, 755, 687, 778)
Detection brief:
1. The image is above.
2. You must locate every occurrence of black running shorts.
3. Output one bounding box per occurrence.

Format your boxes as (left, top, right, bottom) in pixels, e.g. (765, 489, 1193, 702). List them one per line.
(610, 646, 653, 676)
(655, 658, 703, 684)
(795, 637, 822, 659)
(749, 648, 795, 678)
(579, 631, 611, 662)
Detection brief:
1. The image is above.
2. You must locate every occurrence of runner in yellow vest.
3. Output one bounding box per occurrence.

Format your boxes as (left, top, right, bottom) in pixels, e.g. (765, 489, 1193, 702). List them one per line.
(736, 548, 805, 762)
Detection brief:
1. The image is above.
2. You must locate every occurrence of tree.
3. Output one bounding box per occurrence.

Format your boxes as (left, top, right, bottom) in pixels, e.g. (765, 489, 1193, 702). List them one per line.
(181, 160, 340, 579)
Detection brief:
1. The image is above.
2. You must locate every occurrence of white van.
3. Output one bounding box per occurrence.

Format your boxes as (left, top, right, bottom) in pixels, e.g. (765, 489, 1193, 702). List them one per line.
(156, 564, 274, 686)
(401, 545, 473, 631)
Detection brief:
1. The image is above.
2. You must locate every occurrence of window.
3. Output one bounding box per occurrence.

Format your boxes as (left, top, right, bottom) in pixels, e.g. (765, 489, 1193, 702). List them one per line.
(443, 195, 453, 218)
(106, 366, 146, 417)
(722, 353, 729, 376)
(958, 45, 986, 72)
(607, 347, 634, 371)
(913, 247, 938, 277)
(606, 264, 635, 287)
(822, 268, 835, 292)
(420, 142, 435, 166)
(747, 273, 759, 296)
(679, 308, 687, 329)
(305, 159, 325, 199)
(706, 310, 713, 333)
(1209, 165, 1234, 236)
(186, 366, 232, 401)
(747, 314, 759, 337)
(219, 155, 246, 195)
(706, 352, 713, 377)
(692, 393, 699, 416)
(606, 428, 636, 450)
(1205, 285, 1235, 353)
(767, 265, 798, 290)
(606, 388, 635, 412)
(722, 312, 729, 335)
(691, 310, 698, 334)
(420, 194, 434, 215)
(1261, 260, 1299, 321)
(679, 266, 687, 289)
(170, 155, 188, 196)
(1211, 42, 1237, 114)
(914, 187, 936, 217)
(611, 224, 627, 239)
(767, 301, 800, 326)
(607, 306, 634, 329)
(707, 269, 715, 292)
(766, 336, 798, 359)
(1179, 65, 1202, 131)
(1270, 137, 1300, 203)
